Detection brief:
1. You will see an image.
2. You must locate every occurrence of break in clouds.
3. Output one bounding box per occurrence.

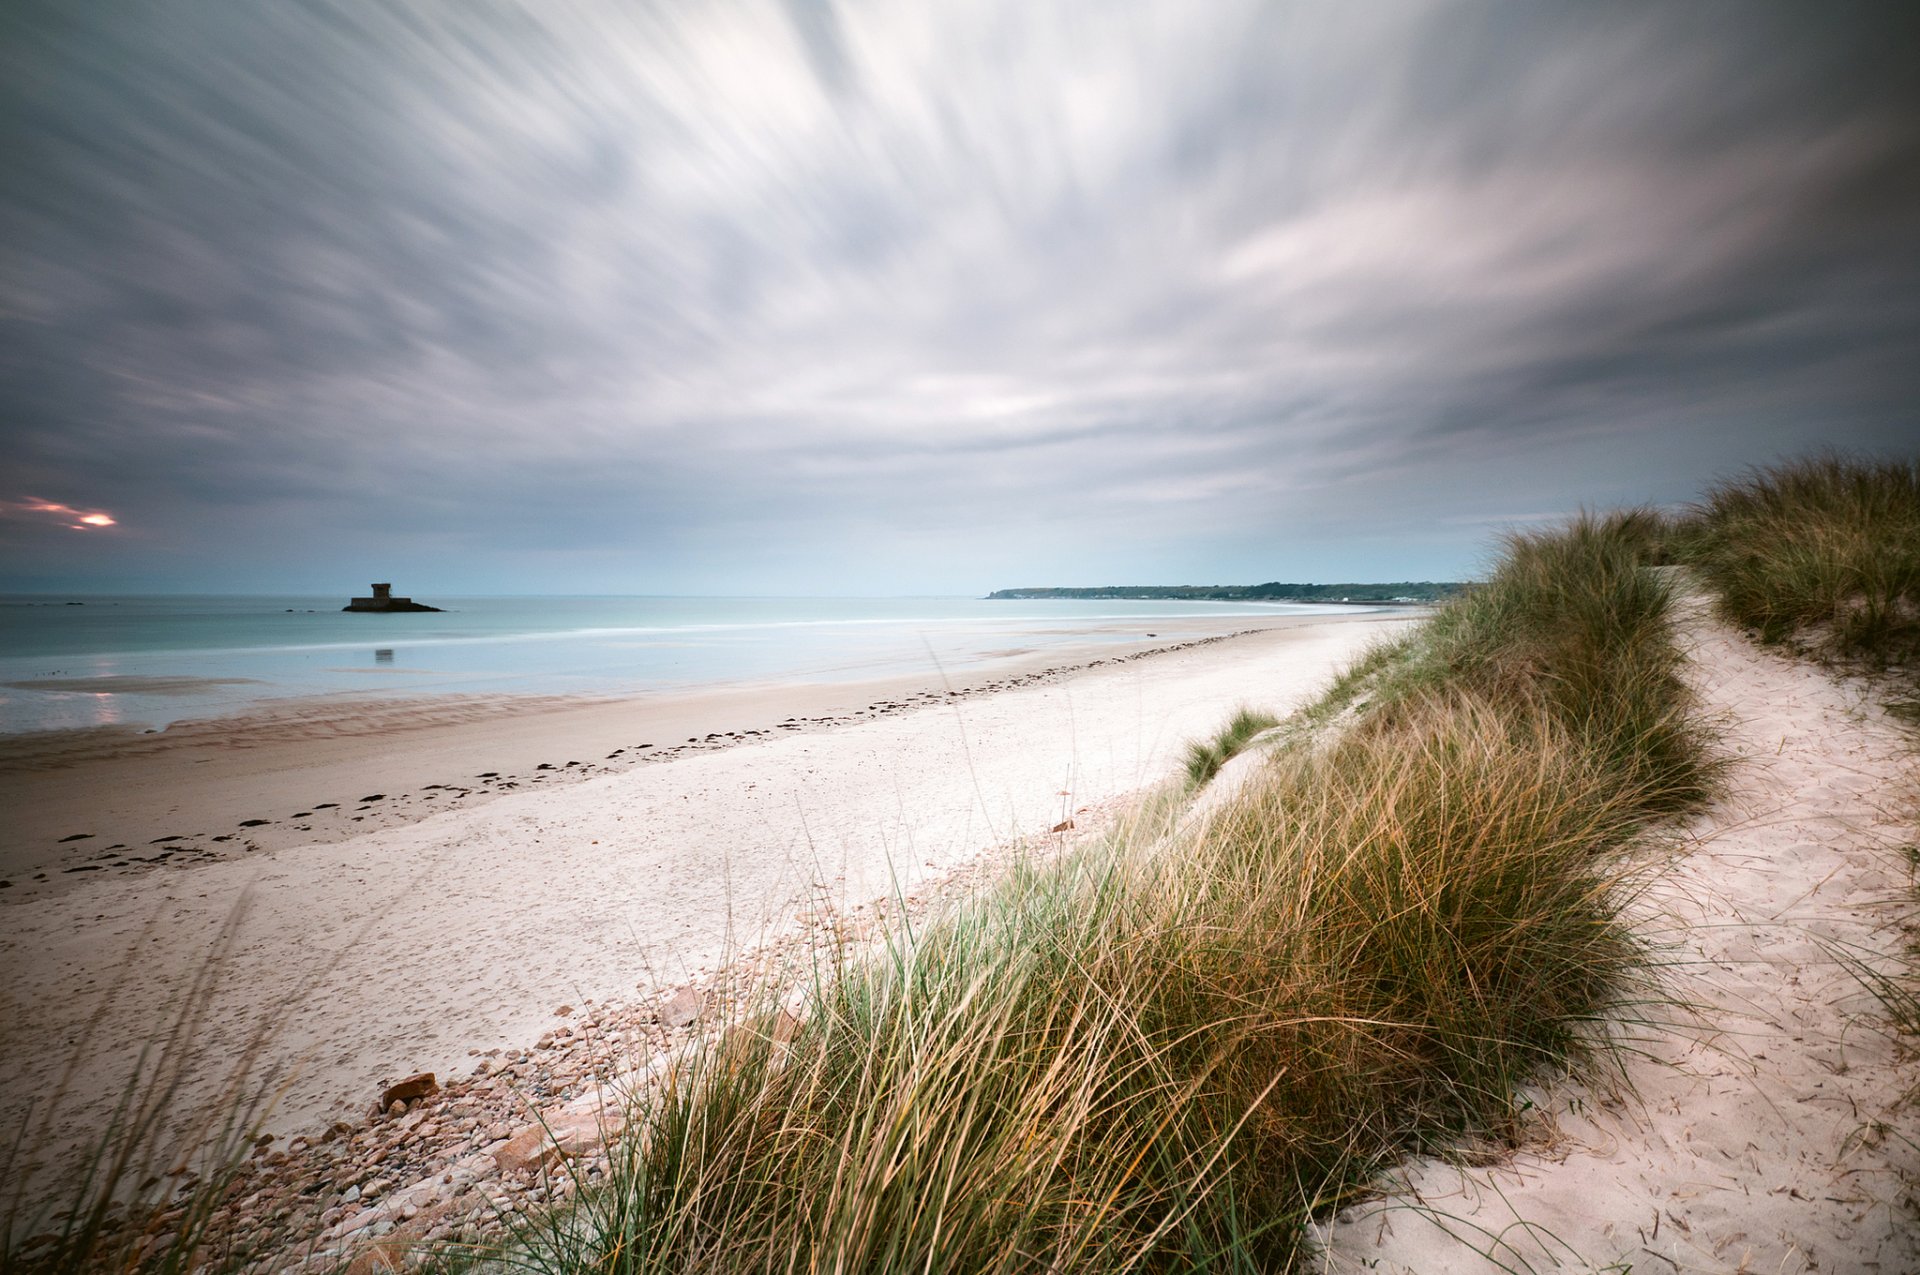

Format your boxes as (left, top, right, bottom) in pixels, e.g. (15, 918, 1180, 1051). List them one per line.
(1, 1, 1916, 592)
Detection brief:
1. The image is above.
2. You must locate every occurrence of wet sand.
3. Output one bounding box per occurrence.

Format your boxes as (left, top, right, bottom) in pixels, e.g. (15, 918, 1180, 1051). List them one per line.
(2, 613, 1401, 894)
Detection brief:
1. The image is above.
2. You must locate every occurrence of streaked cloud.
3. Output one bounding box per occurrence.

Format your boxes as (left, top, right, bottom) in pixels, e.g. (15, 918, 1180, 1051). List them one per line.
(0, 1, 1914, 592)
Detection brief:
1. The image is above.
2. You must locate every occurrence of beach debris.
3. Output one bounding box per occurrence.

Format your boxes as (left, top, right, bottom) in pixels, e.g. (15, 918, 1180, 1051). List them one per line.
(662, 987, 704, 1028)
(1050, 819, 1075, 833)
(57, 832, 93, 842)
(377, 1072, 438, 1114)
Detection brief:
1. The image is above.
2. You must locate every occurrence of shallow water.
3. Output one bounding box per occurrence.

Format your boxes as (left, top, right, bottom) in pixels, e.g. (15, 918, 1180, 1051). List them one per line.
(0, 594, 1379, 733)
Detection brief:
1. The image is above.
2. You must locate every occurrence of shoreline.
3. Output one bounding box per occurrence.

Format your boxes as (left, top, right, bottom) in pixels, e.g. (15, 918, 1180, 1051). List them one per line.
(0, 612, 1410, 894)
(0, 610, 1413, 1185)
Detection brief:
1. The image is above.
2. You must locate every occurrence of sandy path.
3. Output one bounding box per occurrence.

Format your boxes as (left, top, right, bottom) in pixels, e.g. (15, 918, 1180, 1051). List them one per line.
(0, 614, 1408, 1168)
(1316, 598, 1920, 1273)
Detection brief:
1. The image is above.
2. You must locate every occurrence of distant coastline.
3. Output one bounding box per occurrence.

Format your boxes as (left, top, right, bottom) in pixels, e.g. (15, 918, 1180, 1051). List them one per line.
(986, 581, 1466, 604)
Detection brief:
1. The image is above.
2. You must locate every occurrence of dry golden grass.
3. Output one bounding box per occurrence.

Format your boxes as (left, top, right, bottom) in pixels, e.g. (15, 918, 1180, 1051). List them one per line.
(476, 514, 1709, 1274)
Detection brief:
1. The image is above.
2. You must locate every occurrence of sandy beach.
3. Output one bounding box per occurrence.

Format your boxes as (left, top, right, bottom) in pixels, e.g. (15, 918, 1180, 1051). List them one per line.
(0, 610, 1412, 1176)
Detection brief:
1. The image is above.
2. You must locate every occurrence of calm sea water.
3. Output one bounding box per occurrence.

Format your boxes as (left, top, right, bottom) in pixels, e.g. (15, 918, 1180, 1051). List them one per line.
(0, 594, 1379, 734)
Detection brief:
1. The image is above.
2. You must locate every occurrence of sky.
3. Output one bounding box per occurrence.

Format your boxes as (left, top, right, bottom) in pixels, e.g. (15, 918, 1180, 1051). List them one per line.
(1, 1, 1916, 596)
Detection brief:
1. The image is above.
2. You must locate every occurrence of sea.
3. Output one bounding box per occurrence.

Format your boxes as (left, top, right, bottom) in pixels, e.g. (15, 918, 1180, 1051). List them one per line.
(0, 594, 1383, 735)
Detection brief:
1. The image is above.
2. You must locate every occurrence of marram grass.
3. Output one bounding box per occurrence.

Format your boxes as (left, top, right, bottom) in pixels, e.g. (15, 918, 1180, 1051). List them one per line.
(474, 512, 1711, 1275)
(1676, 453, 1920, 668)
(1181, 707, 1280, 787)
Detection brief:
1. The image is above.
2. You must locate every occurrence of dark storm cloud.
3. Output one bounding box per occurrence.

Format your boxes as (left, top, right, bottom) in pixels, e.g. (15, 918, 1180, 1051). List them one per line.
(1, 0, 1915, 592)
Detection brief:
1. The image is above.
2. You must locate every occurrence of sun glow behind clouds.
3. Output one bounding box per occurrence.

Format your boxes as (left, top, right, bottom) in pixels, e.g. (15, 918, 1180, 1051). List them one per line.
(2, 498, 118, 531)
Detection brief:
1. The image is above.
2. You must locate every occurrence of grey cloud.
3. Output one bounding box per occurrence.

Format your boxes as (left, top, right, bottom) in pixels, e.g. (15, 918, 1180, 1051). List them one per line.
(1, 0, 1916, 592)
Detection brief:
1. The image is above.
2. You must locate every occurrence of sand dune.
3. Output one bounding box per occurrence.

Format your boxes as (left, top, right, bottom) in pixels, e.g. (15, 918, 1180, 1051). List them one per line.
(1315, 597, 1920, 1274)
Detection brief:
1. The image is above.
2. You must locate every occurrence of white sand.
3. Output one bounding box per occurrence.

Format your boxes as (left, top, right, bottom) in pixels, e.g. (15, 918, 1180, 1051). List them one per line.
(0, 614, 1409, 1167)
(1315, 597, 1920, 1274)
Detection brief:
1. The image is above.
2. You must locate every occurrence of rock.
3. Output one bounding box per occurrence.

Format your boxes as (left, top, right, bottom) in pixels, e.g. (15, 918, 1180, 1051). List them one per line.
(491, 1110, 623, 1174)
(662, 987, 703, 1028)
(344, 1237, 409, 1275)
(378, 1073, 437, 1111)
(1050, 818, 1075, 833)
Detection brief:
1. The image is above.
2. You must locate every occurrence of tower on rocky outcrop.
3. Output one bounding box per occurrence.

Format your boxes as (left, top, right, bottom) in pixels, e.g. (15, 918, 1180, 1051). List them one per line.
(344, 582, 442, 613)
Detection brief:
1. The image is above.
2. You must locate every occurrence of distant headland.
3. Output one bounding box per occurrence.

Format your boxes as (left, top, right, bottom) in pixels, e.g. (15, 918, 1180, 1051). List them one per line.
(986, 582, 1466, 603)
(343, 582, 443, 613)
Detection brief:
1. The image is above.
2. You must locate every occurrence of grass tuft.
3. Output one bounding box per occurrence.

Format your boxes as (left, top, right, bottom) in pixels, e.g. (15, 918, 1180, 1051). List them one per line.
(1339, 509, 1718, 818)
(1182, 707, 1281, 787)
(1675, 452, 1920, 668)
(1, 910, 285, 1275)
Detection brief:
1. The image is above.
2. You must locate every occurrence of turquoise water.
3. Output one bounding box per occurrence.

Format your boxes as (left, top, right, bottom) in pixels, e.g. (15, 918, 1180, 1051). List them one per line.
(0, 594, 1379, 734)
